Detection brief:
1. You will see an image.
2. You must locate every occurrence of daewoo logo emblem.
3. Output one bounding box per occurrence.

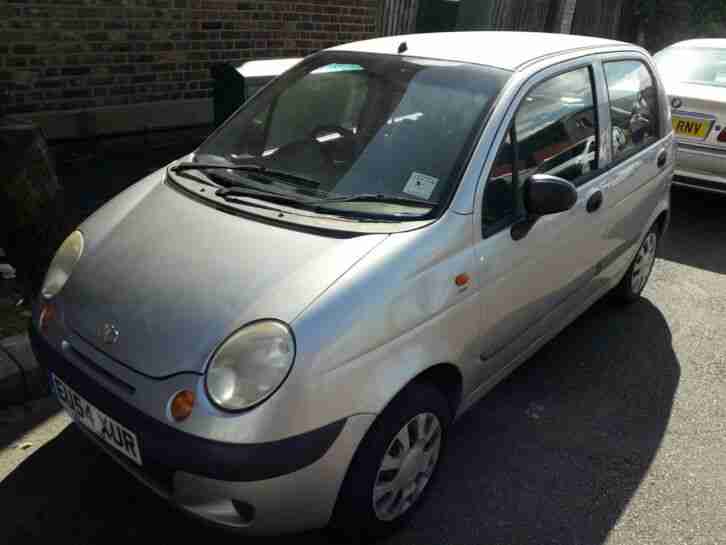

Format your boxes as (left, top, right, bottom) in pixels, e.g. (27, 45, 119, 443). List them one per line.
(101, 323, 120, 345)
(671, 97, 683, 110)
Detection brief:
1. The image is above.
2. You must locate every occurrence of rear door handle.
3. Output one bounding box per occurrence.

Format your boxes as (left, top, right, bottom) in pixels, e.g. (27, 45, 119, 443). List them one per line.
(586, 190, 603, 213)
(657, 150, 668, 168)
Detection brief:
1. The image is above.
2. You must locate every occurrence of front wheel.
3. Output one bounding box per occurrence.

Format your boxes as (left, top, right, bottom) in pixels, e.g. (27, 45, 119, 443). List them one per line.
(614, 225, 659, 303)
(330, 383, 450, 540)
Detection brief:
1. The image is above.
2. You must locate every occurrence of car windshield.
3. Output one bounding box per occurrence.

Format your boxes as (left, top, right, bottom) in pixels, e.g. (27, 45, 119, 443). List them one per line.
(654, 46, 726, 87)
(195, 51, 510, 220)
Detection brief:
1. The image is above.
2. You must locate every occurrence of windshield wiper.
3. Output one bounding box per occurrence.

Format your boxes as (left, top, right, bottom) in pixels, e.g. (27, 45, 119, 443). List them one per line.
(169, 163, 303, 205)
(312, 193, 435, 208)
(170, 162, 321, 189)
(171, 162, 263, 174)
(214, 188, 390, 222)
(216, 188, 433, 210)
(252, 166, 321, 189)
(172, 163, 432, 220)
(215, 186, 308, 207)
(213, 187, 401, 222)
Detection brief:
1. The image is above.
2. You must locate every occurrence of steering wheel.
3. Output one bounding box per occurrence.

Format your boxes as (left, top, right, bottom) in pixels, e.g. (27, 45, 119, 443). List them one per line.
(309, 125, 357, 166)
(310, 124, 356, 144)
(612, 126, 628, 156)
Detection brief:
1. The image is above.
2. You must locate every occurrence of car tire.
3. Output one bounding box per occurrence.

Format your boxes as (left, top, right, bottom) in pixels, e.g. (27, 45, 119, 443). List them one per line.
(330, 382, 451, 541)
(613, 224, 659, 304)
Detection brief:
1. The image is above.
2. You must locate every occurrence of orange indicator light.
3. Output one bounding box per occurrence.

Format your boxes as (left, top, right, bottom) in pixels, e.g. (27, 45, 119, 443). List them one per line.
(170, 390, 195, 421)
(39, 303, 56, 332)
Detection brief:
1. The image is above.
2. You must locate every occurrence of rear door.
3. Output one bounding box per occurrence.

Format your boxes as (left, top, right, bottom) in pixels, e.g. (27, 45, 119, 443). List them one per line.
(594, 54, 673, 287)
(471, 59, 612, 385)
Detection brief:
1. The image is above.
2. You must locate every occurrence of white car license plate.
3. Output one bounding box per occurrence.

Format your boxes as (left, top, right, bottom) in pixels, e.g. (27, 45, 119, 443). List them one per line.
(52, 373, 143, 466)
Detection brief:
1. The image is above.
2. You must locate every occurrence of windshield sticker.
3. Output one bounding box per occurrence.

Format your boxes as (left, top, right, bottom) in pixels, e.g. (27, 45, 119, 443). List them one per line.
(312, 63, 364, 74)
(403, 172, 438, 200)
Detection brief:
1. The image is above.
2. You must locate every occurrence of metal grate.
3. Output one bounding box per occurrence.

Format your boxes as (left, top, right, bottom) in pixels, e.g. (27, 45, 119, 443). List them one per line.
(64, 340, 136, 395)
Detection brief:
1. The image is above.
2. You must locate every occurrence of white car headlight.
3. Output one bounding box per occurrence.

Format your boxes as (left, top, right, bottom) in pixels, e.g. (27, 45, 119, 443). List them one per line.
(41, 230, 84, 299)
(205, 320, 295, 411)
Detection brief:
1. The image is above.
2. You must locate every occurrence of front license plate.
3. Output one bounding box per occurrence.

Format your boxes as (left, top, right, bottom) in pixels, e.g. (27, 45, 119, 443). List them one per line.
(52, 373, 142, 466)
(672, 115, 712, 139)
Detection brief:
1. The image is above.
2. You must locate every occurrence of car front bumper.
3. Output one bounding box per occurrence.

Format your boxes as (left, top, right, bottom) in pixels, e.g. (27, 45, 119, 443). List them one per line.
(30, 326, 375, 535)
(675, 142, 726, 194)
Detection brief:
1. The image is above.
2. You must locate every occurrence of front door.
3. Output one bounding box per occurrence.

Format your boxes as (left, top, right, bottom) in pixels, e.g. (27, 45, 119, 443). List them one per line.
(472, 62, 611, 385)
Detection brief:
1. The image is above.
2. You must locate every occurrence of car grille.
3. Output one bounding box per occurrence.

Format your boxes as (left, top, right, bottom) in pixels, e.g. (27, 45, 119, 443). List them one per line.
(64, 342, 136, 395)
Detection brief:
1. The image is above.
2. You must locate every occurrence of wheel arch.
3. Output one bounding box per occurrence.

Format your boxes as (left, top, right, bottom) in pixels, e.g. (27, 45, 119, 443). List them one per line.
(406, 362, 464, 417)
(654, 209, 670, 240)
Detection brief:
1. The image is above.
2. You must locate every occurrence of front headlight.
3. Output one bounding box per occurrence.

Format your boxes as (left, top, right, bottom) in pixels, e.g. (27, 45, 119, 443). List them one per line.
(41, 230, 84, 299)
(205, 320, 295, 411)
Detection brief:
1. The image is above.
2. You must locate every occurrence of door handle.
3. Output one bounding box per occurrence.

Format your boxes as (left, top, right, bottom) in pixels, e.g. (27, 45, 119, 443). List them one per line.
(657, 150, 668, 168)
(586, 190, 603, 213)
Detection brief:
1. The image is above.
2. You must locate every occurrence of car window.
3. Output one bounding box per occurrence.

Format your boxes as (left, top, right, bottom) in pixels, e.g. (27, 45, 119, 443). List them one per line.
(266, 65, 369, 150)
(483, 129, 519, 228)
(604, 60, 659, 161)
(514, 67, 598, 188)
(197, 52, 510, 221)
(482, 66, 598, 234)
(654, 46, 726, 88)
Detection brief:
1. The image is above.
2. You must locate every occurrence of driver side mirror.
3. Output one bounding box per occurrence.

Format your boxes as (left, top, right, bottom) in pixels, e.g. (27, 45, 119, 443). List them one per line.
(523, 174, 578, 216)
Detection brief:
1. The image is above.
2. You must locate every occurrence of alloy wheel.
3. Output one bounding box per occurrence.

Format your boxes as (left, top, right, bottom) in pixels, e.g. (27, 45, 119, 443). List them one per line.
(372, 412, 442, 522)
(631, 231, 657, 294)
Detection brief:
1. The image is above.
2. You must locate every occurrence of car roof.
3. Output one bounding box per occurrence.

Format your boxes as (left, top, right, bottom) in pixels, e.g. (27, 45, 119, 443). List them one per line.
(666, 39, 726, 50)
(328, 31, 632, 72)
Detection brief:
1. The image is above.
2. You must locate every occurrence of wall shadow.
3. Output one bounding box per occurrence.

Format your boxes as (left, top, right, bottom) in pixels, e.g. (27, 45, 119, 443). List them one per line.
(0, 297, 679, 545)
(52, 128, 209, 228)
(660, 185, 726, 274)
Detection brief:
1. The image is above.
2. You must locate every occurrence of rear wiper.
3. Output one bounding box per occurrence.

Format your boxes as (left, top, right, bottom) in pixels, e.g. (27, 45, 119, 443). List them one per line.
(170, 162, 321, 188)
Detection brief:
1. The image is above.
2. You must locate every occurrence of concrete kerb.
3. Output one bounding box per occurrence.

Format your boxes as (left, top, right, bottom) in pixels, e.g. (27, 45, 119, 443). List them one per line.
(0, 332, 48, 407)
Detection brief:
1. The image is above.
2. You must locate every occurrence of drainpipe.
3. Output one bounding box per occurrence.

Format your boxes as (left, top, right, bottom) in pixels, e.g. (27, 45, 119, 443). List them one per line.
(545, 0, 577, 34)
(560, 0, 577, 33)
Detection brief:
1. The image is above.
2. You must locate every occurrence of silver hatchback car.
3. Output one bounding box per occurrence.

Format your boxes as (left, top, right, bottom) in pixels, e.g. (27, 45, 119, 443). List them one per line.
(31, 32, 673, 538)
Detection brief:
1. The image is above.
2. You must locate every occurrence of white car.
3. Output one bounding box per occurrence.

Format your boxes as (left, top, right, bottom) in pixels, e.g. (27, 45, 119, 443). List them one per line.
(655, 39, 726, 194)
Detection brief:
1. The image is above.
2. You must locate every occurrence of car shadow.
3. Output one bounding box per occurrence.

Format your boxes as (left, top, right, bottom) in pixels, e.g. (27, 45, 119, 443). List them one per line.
(660, 186, 726, 274)
(0, 298, 679, 545)
(388, 296, 679, 545)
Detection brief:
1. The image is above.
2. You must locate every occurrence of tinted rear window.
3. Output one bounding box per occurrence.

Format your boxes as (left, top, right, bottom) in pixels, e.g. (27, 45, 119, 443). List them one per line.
(655, 46, 726, 87)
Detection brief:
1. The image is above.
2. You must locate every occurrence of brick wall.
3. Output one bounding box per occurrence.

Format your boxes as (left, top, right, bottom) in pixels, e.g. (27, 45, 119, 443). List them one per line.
(0, 0, 381, 133)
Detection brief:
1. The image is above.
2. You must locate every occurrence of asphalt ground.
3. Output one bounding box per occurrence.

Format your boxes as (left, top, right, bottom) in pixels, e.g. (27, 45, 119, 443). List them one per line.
(1, 185, 724, 545)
